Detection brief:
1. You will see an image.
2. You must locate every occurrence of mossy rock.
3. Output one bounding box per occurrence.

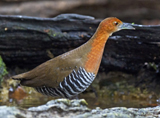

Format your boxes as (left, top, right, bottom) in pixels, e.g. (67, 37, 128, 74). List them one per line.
(0, 56, 8, 85)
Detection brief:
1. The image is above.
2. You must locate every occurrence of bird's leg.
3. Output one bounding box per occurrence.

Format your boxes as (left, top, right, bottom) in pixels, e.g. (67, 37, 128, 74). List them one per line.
(69, 95, 79, 100)
(90, 85, 98, 98)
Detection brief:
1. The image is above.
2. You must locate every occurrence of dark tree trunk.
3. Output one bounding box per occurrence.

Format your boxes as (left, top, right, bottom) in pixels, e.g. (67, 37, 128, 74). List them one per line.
(0, 14, 160, 73)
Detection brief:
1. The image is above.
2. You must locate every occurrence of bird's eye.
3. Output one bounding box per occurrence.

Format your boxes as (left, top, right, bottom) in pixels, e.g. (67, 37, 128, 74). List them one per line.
(113, 21, 119, 26)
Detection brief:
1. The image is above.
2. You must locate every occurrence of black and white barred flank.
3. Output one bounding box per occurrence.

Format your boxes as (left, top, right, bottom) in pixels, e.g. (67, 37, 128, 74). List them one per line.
(35, 67, 95, 98)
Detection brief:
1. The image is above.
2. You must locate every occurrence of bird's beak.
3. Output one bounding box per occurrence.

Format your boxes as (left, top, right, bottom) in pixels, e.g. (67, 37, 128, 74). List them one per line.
(119, 22, 135, 30)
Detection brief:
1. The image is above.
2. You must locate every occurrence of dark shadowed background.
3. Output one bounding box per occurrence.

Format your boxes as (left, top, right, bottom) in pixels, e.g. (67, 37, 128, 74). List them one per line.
(0, 0, 160, 24)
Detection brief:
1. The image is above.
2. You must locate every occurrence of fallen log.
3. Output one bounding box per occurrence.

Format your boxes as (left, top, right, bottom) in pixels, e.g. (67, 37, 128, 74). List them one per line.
(0, 14, 160, 73)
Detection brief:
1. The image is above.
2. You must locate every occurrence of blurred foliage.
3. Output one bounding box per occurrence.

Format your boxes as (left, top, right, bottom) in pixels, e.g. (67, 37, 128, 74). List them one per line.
(0, 56, 8, 86)
(148, 62, 159, 72)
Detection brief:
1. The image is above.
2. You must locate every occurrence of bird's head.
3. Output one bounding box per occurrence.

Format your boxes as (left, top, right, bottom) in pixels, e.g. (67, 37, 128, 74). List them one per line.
(99, 17, 135, 35)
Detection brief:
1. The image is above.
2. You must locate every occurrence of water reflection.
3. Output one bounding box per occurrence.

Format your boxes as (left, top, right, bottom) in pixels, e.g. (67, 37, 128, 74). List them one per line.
(0, 87, 159, 109)
(0, 72, 160, 109)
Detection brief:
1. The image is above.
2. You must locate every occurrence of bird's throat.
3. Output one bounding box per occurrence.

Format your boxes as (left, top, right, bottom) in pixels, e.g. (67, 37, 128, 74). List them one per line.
(85, 30, 110, 74)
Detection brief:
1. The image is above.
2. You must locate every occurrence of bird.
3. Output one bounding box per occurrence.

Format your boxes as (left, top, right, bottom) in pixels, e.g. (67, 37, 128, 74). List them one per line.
(12, 17, 135, 98)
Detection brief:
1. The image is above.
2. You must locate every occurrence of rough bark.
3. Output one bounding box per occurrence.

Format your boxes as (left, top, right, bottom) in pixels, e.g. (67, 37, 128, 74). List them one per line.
(0, 14, 160, 73)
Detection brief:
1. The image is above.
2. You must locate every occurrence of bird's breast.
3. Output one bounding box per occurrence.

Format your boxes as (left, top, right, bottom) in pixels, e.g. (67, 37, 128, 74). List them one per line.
(84, 39, 106, 74)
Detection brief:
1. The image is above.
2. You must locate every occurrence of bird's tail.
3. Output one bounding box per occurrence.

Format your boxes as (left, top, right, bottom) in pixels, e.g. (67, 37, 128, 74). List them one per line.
(12, 72, 29, 80)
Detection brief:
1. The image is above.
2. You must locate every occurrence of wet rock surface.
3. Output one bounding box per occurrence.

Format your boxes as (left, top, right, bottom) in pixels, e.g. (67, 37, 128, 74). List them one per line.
(0, 99, 160, 118)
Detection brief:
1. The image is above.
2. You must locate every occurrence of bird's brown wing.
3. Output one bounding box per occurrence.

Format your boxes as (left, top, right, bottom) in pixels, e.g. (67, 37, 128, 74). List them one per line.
(12, 43, 91, 88)
(12, 51, 84, 88)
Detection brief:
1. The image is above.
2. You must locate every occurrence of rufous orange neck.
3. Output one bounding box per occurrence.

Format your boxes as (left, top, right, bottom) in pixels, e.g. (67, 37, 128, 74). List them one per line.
(85, 27, 110, 74)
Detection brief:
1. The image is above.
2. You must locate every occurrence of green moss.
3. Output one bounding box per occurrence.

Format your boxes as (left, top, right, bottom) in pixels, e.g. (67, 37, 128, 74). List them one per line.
(148, 62, 158, 71)
(79, 99, 88, 106)
(0, 56, 8, 86)
(57, 98, 71, 106)
(13, 26, 26, 30)
(46, 30, 64, 38)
